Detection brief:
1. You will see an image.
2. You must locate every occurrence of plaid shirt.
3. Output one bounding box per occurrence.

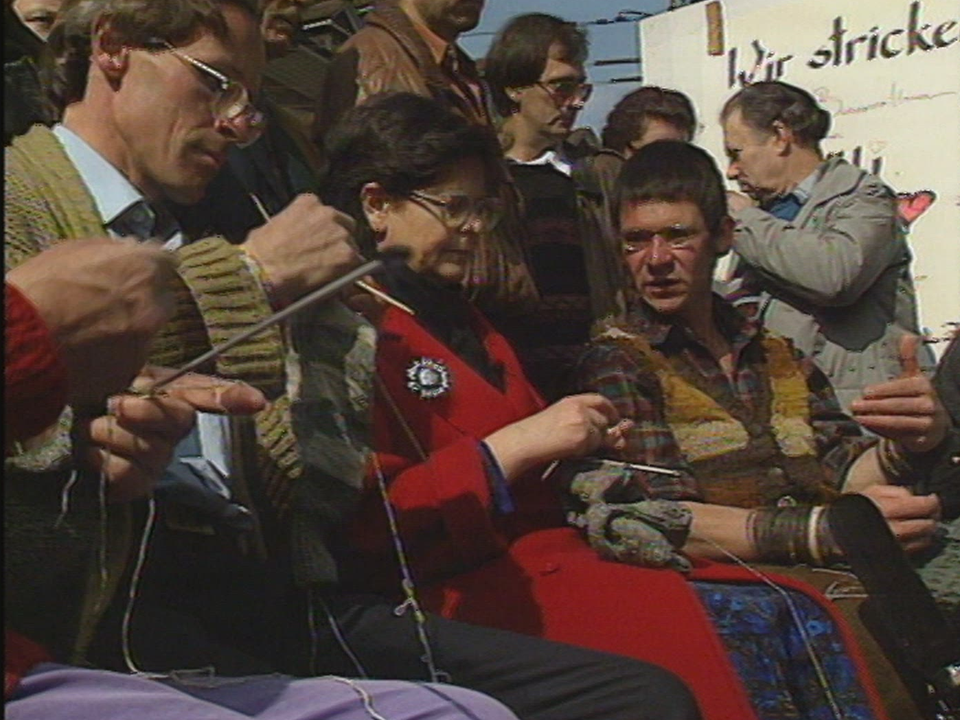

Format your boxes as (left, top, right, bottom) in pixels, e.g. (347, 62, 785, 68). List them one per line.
(574, 297, 874, 502)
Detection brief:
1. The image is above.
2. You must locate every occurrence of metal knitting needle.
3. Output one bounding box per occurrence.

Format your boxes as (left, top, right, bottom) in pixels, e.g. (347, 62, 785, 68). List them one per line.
(147, 247, 410, 394)
(541, 457, 683, 481)
(598, 458, 683, 477)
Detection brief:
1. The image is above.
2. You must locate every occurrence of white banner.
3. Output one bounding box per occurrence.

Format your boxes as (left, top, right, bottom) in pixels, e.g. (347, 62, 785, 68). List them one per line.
(640, 0, 960, 350)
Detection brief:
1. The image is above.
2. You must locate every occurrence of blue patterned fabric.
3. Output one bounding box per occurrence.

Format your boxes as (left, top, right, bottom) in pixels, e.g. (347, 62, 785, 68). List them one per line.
(692, 581, 876, 720)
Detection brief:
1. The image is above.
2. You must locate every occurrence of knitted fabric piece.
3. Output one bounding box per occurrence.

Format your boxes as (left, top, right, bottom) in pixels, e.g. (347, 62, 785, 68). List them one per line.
(562, 458, 692, 571)
(913, 516, 960, 617)
(4, 127, 298, 664)
(286, 300, 376, 586)
(5, 127, 134, 664)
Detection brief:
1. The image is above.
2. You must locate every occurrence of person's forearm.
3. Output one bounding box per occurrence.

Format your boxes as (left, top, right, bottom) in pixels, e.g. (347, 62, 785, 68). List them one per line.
(4, 284, 69, 446)
(483, 425, 546, 482)
(680, 502, 757, 561)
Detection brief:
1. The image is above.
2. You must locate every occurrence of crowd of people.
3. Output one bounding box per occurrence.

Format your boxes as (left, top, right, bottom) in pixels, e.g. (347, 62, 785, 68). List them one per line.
(4, 1, 959, 720)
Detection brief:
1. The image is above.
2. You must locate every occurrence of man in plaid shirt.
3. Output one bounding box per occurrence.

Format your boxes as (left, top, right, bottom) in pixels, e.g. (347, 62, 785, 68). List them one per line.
(567, 139, 957, 720)
(570, 139, 952, 569)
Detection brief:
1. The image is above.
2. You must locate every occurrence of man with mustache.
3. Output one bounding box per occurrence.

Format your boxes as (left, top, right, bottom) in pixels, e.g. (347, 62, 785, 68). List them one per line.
(314, 0, 490, 135)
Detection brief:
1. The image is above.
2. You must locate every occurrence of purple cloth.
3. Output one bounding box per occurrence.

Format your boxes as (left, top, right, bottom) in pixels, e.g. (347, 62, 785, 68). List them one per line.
(6, 663, 517, 720)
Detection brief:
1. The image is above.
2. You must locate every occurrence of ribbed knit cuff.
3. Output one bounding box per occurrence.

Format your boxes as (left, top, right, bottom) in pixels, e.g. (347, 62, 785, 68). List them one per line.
(172, 237, 287, 398)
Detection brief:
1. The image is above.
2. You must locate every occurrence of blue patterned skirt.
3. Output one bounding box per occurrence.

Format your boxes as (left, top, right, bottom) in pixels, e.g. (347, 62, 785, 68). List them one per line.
(692, 581, 876, 720)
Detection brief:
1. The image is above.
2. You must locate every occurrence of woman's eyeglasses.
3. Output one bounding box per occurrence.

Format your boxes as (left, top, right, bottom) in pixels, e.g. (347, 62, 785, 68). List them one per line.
(407, 191, 504, 232)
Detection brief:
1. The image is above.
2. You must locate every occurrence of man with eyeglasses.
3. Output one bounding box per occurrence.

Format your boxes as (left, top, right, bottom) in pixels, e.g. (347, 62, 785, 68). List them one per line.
(4, 1, 515, 719)
(482, 13, 624, 402)
(571, 139, 954, 720)
(3, 3, 700, 720)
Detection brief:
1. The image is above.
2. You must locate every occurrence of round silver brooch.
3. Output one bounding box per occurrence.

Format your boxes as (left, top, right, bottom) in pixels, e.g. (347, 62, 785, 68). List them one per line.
(406, 357, 452, 399)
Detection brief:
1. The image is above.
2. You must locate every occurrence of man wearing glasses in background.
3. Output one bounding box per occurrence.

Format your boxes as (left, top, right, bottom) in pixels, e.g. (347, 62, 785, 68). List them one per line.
(483, 13, 625, 401)
(4, 3, 704, 720)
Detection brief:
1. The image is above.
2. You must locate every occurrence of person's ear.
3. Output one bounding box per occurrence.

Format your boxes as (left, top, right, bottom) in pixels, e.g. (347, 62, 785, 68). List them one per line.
(360, 182, 392, 237)
(505, 87, 524, 110)
(771, 120, 794, 155)
(92, 24, 130, 81)
(714, 215, 735, 257)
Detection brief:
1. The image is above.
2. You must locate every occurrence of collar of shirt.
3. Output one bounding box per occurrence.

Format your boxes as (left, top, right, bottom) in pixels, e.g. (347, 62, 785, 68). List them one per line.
(509, 148, 573, 177)
(628, 295, 759, 358)
(790, 167, 819, 205)
(52, 124, 182, 249)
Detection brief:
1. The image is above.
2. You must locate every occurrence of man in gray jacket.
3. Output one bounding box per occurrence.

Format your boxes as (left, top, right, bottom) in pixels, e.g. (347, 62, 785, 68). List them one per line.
(720, 81, 923, 412)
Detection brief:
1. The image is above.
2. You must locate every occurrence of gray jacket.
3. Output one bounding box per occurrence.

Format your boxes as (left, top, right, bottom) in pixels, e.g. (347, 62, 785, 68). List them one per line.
(732, 157, 921, 412)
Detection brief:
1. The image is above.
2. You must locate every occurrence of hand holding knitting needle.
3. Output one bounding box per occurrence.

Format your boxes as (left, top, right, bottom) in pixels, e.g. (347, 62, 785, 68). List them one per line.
(80, 367, 265, 503)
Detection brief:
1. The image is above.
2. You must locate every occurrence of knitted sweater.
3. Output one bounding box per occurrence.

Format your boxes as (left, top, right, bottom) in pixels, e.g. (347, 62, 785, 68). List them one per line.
(4, 125, 372, 662)
(4, 283, 68, 444)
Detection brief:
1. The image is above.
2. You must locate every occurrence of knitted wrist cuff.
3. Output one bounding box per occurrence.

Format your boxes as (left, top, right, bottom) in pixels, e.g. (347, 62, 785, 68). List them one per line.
(239, 249, 287, 311)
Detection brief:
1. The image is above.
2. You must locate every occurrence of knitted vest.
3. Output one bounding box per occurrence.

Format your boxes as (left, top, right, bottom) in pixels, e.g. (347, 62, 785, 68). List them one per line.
(597, 325, 838, 508)
(5, 126, 375, 653)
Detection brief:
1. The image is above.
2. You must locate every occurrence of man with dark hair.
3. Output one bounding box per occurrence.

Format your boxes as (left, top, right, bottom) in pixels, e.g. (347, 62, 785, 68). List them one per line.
(574, 139, 954, 720)
(483, 12, 624, 400)
(313, 0, 539, 320)
(720, 80, 925, 413)
(4, 4, 701, 720)
(601, 85, 697, 158)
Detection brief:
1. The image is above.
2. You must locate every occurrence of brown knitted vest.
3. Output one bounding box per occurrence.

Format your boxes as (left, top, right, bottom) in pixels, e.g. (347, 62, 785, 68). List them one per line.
(597, 325, 839, 508)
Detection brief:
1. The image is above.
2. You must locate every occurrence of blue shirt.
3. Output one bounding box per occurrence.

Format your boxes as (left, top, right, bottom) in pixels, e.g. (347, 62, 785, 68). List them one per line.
(52, 124, 183, 248)
(53, 124, 247, 526)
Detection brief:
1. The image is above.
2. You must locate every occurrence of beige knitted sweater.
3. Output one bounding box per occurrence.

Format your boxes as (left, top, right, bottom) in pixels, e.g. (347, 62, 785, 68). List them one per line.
(4, 125, 372, 662)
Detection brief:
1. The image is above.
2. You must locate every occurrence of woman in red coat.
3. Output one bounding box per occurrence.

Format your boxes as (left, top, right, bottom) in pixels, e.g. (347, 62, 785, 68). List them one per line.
(323, 92, 886, 720)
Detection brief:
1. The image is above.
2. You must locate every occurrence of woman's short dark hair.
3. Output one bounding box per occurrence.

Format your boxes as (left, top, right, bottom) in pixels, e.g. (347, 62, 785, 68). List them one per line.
(322, 91, 501, 256)
(613, 140, 728, 235)
(483, 13, 588, 118)
(720, 81, 831, 147)
(601, 86, 697, 153)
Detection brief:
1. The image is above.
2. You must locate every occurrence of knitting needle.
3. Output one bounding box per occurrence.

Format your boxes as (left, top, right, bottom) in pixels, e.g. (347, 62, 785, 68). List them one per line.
(248, 193, 414, 315)
(596, 458, 683, 477)
(146, 248, 409, 393)
(541, 457, 683, 481)
(355, 279, 415, 315)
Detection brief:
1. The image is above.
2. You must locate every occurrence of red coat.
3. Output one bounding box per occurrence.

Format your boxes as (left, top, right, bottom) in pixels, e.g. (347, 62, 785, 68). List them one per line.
(4, 283, 62, 696)
(345, 304, 884, 720)
(4, 283, 68, 446)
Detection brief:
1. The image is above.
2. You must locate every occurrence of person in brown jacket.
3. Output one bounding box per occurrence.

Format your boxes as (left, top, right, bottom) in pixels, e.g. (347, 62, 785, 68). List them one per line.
(314, 0, 540, 317)
(313, 0, 491, 137)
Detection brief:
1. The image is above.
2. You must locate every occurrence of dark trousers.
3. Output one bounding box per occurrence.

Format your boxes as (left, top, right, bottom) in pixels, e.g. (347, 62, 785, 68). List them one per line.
(90, 519, 699, 720)
(298, 593, 701, 720)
